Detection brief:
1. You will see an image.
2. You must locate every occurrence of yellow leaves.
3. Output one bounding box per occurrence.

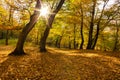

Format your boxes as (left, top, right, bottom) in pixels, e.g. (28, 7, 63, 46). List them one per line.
(0, 6, 8, 16)
(70, 0, 82, 5)
(66, 15, 80, 24)
(5, 0, 18, 9)
(0, 25, 22, 30)
(71, 0, 81, 3)
(21, 12, 30, 20)
(71, 0, 75, 3)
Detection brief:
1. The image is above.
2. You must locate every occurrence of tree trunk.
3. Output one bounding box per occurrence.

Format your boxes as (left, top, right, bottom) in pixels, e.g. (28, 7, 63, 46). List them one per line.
(9, 0, 41, 55)
(6, 7, 13, 45)
(10, 32, 28, 55)
(91, 1, 107, 50)
(57, 37, 61, 48)
(40, 13, 56, 52)
(5, 30, 9, 45)
(0, 31, 4, 39)
(10, 30, 13, 38)
(86, 0, 96, 49)
(91, 25, 99, 49)
(69, 36, 71, 49)
(55, 36, 59, 47)
(73, 24, 76, 49)
(39, 0, 65, 52)
(57, 35, 63, 48)
(113, 20, 119, 51)
(40, 27, 50, 52)
(80, 3, 84, 49)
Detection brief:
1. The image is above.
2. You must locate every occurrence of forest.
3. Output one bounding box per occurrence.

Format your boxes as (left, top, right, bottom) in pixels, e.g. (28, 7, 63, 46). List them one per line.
(0, 0, 120, 79)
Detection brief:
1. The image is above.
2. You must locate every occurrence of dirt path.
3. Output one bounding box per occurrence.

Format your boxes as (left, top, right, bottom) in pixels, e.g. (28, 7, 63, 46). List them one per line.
(0, 46, 120, 80)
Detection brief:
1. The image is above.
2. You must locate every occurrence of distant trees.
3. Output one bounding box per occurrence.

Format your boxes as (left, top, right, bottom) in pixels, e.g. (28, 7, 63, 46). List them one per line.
(0, 0, 32, 45)
(47, 0, 120, 51)
(86, 0, 110, 49)
(0, 0, 119, 53)
(99, 0, 120, 51)
(0, 1, 14, 45)
(79, 2, 84, 49)
(113, 20, 119, 51)
(66, 0, 120, 50)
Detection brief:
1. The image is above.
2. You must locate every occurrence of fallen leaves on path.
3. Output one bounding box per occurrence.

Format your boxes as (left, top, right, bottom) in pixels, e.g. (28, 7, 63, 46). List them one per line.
(0, 46, 120, 80)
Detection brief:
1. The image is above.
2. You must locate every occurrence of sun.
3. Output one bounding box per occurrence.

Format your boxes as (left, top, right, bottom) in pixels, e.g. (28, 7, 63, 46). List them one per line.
(40, 4, 50, 18)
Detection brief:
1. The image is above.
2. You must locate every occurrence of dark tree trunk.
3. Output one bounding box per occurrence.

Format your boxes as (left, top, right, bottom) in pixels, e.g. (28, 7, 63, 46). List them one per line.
(91, 25, 99, 49)
(9, 0, 41, 55)
(0, 31, 4, 39)
(69, 36, 71, 49)
(39, 0, 65, 52)
(86, 0, 96, 49)
(5, 30, 9, 45)
(55, 36, 59, 47)
(80, 3, 84, 49)
(40, 27, 50, 52)
(10, 30, 13, 38)
(10, 32, 28, 55)
(6, 7, 13, 45)
(86, 24, 93, 49)
(57, 35, 63, 48)
(57, 38, 61, 48)
(73, 24, 76, 49)
(113, 20, 119, 51)
(39, 15, 55, 52)
(91, 1, 107, 50)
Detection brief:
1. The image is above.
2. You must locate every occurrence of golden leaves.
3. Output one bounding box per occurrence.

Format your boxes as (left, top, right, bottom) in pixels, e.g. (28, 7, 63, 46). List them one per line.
(0, 46, 120, 79)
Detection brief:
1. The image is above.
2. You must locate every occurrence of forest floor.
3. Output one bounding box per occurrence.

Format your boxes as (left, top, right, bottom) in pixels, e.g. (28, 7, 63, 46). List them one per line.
(0, 45, 120, 80)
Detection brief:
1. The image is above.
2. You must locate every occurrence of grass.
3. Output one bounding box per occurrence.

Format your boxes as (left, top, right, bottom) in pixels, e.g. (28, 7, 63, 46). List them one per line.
(0, 45, 120, 80)
(0, 39, 17, 46)
(0, 39, 36, 47)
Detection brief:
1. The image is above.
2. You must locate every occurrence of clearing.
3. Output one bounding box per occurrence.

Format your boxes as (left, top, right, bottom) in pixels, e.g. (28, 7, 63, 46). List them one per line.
(0, 46, 120, 80)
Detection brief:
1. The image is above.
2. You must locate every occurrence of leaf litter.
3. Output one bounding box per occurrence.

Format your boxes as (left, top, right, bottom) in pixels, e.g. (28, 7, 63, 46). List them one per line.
(0, 46, 120, 80)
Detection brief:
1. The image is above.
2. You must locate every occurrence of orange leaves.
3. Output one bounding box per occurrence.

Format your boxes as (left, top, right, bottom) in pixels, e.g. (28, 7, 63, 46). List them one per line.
(0, 25, 22, 30)
(0, 46, 120, 79)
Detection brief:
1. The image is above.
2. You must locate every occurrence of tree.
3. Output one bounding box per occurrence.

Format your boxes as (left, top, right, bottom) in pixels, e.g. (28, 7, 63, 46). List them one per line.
(86, 0, 97, 49)
(91, 0, 109, 49)
(9, 0, 41, 55)
(0, 0, 13, 45)
(0, 0, 33, 45)
(5, 6, 14, 45)
(73, 24, 76, 49)
(113, 20, 119, 51)
(40, 0, 65, 52)
(96, 0, 120, 51)
(67, 0, 90, 49)
(113, 0, 120, 51)
(79, 2, 84, 49)
(86, 0, 112, 49)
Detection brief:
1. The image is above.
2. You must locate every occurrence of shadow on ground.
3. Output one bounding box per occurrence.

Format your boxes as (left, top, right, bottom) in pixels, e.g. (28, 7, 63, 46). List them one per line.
(0, 46, 120, 80)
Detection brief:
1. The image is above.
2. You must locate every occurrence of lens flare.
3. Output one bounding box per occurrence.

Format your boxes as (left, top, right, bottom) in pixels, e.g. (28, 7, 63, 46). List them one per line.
(40, 4, 50, 18)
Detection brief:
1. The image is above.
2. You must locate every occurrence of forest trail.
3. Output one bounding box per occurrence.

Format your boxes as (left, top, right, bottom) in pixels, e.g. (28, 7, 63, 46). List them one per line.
(0, 46, 120, 80)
